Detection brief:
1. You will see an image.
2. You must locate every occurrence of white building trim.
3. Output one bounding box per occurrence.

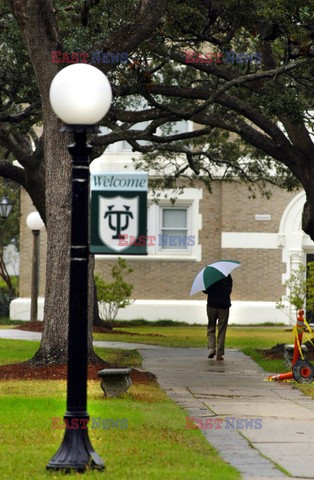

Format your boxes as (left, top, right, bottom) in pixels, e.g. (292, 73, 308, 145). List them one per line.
(10, 297, 45, 322)
(10, 298, 288, 325)
(279, 191, 314, 282)
(221, 232, 280, 249)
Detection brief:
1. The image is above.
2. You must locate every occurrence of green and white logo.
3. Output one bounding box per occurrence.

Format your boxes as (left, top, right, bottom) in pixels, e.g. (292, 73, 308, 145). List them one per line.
(90, 172, 147, 254)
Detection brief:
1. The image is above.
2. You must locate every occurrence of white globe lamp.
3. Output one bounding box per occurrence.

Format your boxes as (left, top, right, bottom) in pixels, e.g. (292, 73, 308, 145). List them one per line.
(49, 63, 112, 125)
(26, 211, 45, 231)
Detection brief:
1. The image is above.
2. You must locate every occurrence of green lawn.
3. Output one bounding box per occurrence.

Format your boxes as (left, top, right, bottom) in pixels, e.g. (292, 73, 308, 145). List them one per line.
(0, 339, 239, 480)
(0, 339, 39, 364)
(0, 381, 240, 480)
(93, 325, 209, 347)
(0, 338, 141, 368)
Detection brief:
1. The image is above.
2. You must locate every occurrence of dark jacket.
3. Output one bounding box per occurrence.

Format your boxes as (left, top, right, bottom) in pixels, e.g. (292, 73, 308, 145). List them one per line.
(203, 275, 233, 309)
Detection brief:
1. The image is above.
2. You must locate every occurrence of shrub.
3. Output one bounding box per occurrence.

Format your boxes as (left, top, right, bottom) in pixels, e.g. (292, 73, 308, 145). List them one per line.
(95, 258, 134, 325)
(276, 262, 314, 321)
(0, 288, 15, 318)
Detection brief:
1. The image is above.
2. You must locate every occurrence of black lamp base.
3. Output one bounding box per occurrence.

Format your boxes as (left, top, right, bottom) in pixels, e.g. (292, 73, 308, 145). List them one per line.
(47, 424, 105, 472)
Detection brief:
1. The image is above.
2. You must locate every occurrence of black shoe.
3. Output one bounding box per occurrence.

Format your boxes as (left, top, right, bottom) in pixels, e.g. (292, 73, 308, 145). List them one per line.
(208, 352, 215, 358)
(216, 355, 224, 361)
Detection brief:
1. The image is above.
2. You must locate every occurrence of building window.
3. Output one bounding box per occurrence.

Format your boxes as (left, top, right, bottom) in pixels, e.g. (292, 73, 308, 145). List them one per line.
(147, 188, 202, 260)
(160, 208, 188, 250)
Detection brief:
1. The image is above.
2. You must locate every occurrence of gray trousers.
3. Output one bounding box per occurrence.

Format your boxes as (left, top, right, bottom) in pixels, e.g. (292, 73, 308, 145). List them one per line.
(207, 306, 230, 356)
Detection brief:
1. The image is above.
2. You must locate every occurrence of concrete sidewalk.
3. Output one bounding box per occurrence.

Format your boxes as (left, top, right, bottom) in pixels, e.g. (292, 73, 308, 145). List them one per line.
(0, 329, 42, 341)
(0, 329, 163, 350)
(140, 348, 314, 480)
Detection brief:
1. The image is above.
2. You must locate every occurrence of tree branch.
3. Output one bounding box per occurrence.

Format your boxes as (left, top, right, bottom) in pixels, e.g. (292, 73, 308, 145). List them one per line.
(0, 160, 27, 188)
(0, 126, 34, 165)
(94, 0, 168, 73)
(0, 100, 41, 123)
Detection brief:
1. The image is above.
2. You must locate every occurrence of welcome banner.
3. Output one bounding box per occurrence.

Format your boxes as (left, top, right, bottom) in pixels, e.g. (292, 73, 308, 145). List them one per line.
(90, 172, 148, 254)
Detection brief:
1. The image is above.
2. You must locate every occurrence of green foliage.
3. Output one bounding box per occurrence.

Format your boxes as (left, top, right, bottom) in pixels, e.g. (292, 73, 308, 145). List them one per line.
(1, 0, 313, 203)
(0, 317, 23, 325)
(276, 262, 314, 318)
(0, 180, 19, 248)
(0, 179, 19, 296)
(127, 0, 312, 197)
(95, 257, 134, 324)
(0, 288, 15, 318)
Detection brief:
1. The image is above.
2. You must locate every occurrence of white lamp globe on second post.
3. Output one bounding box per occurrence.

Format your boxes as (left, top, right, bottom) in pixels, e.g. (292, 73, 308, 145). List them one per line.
(26, 211, 45, 232)
(49, 63, 112, 125)
(26, 211, 45, 323)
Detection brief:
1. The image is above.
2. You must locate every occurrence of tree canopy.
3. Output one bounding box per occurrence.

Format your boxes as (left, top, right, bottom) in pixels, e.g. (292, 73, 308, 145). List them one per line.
(0, 178, 19, 294)
(95, 0, 314, 209)
(1, 0, 314, 231)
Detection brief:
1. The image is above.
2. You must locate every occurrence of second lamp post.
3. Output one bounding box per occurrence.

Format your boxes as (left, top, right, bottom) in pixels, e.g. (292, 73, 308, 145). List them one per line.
(26, 212, 45, 322)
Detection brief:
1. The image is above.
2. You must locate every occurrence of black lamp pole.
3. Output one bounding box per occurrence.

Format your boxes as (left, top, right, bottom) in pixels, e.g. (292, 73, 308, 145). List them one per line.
(46, 127, 104, 472)
(30, 229, 40, 322)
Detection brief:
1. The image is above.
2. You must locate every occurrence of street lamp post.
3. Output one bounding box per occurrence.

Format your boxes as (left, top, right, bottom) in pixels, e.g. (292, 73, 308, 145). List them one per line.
(47, 63, 112, 472)
(26, 212, 45, 322)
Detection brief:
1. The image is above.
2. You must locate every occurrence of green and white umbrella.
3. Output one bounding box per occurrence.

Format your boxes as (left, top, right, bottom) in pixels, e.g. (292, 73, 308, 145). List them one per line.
(190, 260, 240, 296)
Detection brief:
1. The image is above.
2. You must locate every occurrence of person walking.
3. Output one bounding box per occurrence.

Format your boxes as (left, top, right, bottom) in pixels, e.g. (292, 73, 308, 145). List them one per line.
(203, 274, 233, 361)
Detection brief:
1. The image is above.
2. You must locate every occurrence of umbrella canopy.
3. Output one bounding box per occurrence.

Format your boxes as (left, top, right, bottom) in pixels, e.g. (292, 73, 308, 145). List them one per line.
(190, 260, 240, 296)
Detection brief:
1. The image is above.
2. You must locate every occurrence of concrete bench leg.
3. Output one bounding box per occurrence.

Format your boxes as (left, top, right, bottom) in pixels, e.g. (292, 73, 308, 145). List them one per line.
(98, 368, 132, 398)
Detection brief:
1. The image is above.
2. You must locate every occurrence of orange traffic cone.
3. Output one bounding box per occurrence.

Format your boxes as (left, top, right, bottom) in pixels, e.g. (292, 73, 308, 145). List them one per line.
(292, 309, 305, 365)
(269, 371, 293, 381)
(268, 309, 305, 382)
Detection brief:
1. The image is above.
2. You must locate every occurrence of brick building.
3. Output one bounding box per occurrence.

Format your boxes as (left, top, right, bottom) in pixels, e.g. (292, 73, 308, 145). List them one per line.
(10, 145, 314, 325)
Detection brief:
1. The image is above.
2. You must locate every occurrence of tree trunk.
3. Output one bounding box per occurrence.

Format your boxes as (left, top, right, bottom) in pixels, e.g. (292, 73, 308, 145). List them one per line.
(88, 254, 105, 362)
(30, 114, 101, 365)
(30, 118, 72, 364)
(93, 282, 104, 327)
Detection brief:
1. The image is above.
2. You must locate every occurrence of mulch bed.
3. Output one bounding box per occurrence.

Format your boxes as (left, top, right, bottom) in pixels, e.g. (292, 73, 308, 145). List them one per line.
(15, 321, 163, 337)
(14, 321, 44, 332)
(260, 342, 314, 361)
(15, 321, 136, 336)
(0, 361, 155, 383)
(259, 343, 286, 359)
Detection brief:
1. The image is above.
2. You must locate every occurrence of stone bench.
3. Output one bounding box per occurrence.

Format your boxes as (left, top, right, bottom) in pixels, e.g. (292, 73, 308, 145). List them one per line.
(98, 368, 132, 398)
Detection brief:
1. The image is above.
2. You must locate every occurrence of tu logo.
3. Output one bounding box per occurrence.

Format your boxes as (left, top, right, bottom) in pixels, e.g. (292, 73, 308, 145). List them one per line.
(99, 195, 139, 251)
(104, 205, 133, 239)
